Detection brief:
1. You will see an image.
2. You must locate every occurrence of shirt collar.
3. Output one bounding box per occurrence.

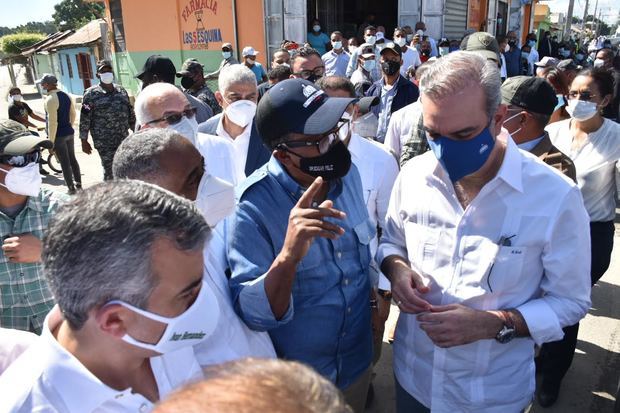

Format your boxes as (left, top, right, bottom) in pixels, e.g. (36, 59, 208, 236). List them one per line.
(517, 133, 546, 152)
(40, 308, 133, 413)
(26, 191, 44, 213)
(216, 115, 253, 141)
(494, 132, 523, 193)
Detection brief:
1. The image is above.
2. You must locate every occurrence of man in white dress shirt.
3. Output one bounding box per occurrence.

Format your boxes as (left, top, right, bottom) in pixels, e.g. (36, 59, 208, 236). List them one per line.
(135, 83, 239, 185)
(0, 180, 216, 412)
(377, 51, 591, 413)
(112, 128, 276, 365)
(197, 64, 271, 181)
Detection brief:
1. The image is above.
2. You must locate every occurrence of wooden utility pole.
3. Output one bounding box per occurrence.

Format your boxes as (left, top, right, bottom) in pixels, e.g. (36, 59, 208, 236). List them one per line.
(581, 0, 589, 31)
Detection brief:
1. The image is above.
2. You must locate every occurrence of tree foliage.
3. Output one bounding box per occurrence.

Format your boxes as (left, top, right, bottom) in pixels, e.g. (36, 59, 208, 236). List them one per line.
(52, 0, 105, 30)
(0, 21, 57, 37)
(0, 33, 45, 55)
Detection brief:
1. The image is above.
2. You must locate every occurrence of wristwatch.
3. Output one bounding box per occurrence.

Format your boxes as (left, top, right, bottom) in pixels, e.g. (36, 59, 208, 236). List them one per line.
(495, 310, 516, 344)
(377, 289, 392, 301)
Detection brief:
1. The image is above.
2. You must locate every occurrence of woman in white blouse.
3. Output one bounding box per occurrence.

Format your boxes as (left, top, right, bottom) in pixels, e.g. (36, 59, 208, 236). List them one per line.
(542, 67, 620, 406)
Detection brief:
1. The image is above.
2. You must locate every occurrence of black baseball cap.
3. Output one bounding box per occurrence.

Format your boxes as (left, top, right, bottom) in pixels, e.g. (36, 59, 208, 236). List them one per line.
(0, 120, 53, 155)
(501, 76, 558, 116)
(136, 55, 176, 80)
(380, 42, 402, 57)
(557, 59, 580, 71)
(256, 78, 356, 147)
(460, 32, 501, 64)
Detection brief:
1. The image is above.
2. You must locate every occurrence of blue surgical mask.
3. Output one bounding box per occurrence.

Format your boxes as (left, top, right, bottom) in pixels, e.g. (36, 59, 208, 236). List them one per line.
(528, 40, 536, 48)
(522, 52, 530, 59)
(427, 127, 496, 182)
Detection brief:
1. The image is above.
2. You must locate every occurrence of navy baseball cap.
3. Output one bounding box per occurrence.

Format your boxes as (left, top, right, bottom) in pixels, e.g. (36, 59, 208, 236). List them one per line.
(256, 78, 356, 147)
(136, 55, 176, 80)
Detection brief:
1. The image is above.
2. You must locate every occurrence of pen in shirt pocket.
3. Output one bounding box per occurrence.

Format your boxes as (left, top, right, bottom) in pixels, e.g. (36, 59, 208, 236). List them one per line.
(485, 234, 516, 293)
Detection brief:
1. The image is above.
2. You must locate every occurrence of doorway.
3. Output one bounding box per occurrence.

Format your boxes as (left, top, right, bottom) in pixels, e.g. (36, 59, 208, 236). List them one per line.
(307, 0, 398, 42)
(76, 53, 93, 90)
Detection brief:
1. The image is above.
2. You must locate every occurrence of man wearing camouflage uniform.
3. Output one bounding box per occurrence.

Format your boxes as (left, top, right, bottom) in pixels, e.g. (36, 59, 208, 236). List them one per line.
(79, 60, 135, 180)
(177, 58, 222, 115)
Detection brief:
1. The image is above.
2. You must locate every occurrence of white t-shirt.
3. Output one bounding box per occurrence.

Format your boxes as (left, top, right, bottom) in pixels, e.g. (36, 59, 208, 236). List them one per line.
(401, 47, 422, 76)
(547, 118, 620, 222)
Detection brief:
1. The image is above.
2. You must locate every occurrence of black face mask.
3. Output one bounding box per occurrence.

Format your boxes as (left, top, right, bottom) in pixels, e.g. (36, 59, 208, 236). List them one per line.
(381, 60, 400, 76)
(181, 76, 196, 89)
(291, 140, 352, 180)
(421, 49, 431, 57)
(508, 39, 516, 47)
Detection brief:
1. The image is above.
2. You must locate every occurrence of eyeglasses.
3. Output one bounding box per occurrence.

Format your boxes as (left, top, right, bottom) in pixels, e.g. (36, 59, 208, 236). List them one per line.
(280, 121, 348, 154)
(568, 91, 596, 101)
(0, 150, 41, 167)
(145, 107, 197, 126)
(293, 66, 325, 79)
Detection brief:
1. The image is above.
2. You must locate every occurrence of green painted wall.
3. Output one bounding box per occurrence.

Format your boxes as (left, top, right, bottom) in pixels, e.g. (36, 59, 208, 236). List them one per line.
(112, 49, 224, 97)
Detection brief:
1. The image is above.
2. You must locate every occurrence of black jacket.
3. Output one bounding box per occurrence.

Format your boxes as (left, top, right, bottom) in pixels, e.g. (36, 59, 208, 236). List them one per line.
(365, 75, 420, 116)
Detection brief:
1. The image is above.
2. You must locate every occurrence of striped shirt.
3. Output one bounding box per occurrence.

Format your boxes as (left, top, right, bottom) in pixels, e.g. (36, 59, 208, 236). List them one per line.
(0, 189, 66, 334)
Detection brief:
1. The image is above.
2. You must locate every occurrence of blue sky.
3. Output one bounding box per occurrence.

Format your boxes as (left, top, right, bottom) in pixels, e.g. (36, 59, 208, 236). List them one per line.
(0, 0, 59, 27)
(0, 0, 616, 29)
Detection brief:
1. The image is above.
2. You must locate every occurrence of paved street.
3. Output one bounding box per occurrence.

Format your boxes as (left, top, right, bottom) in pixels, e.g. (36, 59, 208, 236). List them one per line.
(1, 64, 619, 412)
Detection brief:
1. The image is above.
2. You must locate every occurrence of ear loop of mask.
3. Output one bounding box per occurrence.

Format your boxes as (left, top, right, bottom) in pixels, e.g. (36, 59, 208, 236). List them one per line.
(502, 112, 524, 137)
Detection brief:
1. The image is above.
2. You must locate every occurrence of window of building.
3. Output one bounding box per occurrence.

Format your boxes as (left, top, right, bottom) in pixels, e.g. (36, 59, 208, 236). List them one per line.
(65, 54, 73, 78)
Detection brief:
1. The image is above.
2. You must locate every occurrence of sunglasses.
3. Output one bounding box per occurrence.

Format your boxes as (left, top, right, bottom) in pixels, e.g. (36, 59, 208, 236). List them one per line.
(145, 107, 197, 126)
(293, 66, 326, 79)
(0, 151, 41, 167)
(568, 91, 596, 101)
(279, 120, 349, 154)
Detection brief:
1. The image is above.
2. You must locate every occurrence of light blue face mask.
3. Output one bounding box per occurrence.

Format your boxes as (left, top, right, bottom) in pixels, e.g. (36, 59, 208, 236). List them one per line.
(426, 127, 496, 182)
(555, 94, 565, 111)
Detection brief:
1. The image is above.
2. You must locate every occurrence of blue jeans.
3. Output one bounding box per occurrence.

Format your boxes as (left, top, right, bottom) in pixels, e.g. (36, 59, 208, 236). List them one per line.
(395, 376, 430, 413)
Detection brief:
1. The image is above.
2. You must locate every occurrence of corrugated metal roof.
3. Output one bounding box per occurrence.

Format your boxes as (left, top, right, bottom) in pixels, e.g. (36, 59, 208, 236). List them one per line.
(52, 19, 105, 49)
(20, 30, 74, 55)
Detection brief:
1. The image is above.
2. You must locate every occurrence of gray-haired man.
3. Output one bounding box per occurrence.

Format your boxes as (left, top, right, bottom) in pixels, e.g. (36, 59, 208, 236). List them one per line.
(378, 51, 591, 412)
(0, 180, 215, 411)
(198, 64, 270, 179)
(112, 129, 276, 364)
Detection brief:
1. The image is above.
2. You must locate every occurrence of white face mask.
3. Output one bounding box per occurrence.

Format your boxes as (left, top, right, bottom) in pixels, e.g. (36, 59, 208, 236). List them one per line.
(168, 116, 199, 144)
(338, 112, 352, 141)
(10, 94, 23, 103)
(349, 46, 358, 54)
(0, 162, 41, 197)
(108, 281, 219, 354)
(593, 58, 605, 68)
(504, 43, 510, 53)
(406, 34, 414, 42)
(225, 99, 257, 128)
(222, 51, 232, 59)
(439, 47, 449, 56)
(313, 25, 321, 32)
(99, 72, 114, 84)
(195, 174, 235, 228)
(332, 40, 342, 50)
(502, 112, 523, 137)
(365, 35, 377, 45)
(362, 59, 376, 72)
(566, 99, 598, 121)
(394, 37, 407, 47)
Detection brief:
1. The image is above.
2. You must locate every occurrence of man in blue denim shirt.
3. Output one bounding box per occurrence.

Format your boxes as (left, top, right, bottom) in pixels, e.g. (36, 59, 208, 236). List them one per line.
(228, 78, 374, 413)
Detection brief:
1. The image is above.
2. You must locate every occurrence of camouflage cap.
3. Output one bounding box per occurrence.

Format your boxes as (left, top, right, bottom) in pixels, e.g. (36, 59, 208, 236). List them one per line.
(460, 32, 501, 64)
(176, 58, 204, 77)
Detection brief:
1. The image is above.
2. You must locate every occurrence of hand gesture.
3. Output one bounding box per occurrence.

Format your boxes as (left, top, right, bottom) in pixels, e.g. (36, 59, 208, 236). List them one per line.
(280, 177, 346, 264)
(390, 259, 431, 314)
(417, 304, 501, 348)
(2, 234, 42, 263)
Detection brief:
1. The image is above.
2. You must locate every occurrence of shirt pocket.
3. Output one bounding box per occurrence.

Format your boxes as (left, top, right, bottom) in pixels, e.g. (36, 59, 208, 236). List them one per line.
(487, 245, 528, 293)
(353, 219, 375, 271)
(403, 222, 440, 276)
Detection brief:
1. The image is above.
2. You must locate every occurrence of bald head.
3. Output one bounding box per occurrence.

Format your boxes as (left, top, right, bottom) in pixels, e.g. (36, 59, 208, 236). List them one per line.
(135, 82, 191, 128)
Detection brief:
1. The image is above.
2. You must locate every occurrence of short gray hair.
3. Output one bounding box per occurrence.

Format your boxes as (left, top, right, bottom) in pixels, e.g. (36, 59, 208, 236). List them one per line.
(42, 180, 209, 330)
(112, 128, 191, 181)
(420, 51, 501, 121)
(218, 64, 257, 94)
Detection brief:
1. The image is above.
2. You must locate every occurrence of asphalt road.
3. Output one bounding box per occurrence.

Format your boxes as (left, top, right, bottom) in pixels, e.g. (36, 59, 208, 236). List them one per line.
(1, 64, 619, 412)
